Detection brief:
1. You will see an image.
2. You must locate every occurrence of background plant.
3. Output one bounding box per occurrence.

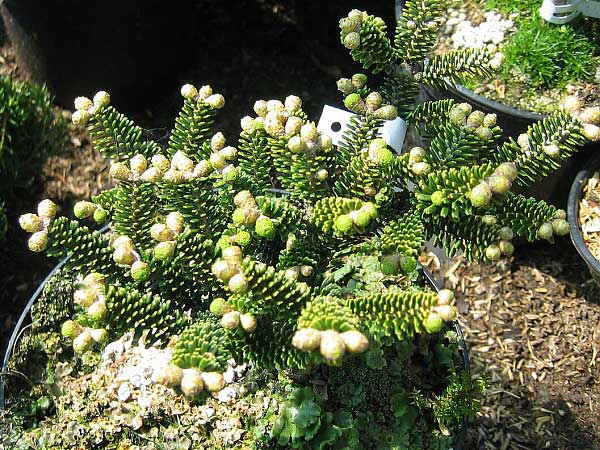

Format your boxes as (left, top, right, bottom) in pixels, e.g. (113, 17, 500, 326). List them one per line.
(0, 75, 66, 236)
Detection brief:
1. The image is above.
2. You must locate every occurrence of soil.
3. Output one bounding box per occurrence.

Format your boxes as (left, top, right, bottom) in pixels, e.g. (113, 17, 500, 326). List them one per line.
(1, 1, 599, 449)
(432, 0, 600, 115)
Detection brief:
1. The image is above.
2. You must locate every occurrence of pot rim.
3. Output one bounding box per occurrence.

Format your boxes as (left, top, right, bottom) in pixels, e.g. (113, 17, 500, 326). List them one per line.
(567, 153, 600, 274)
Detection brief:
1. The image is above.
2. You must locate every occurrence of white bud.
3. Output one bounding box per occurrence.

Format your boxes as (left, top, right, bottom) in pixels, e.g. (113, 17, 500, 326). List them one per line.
(28, 230, 48, 252)
(37, 199, 58, 220)
(172, 151, 194, 172)
(437, 289, 455, 306)
(240, 314, 257, 332)
(163, 169, 185, 184)
(253, 100, 268, 117)
(201, 372, 225, 392)
(198, 85, 213, 100)
(166, 212, 185, 234)
(93, 91, 110, 108)
(74, 96, 93, 111)
(72, 110, 90, 126)
(113, 247, 136, 265)
(340, 330, 369, 353)
(19, 213, 43, 233)
(204, 94, 225, 109)
(284, 95, 302, 113)
(140, 167, 163, 182)
(151, 154, 170, 173)
(300, 123, 318, 143)
(113, 235, 134, 250)
(240, 116, 256, 133)
(150, 223, 175, 242)
(562, 95, 581, 114)
(211, 132, 227, 151)
(219, 146, 237, 160)
(267, 99, 285, 112)
(583, 124, 600, 142)
(209, 153, 228, 170)
(130, 154, 148, 174)
(180, 84, 198, 100)
(180, 368, 204, 397)
(285, 116, 303, 136)
(193, 160, 212, 178)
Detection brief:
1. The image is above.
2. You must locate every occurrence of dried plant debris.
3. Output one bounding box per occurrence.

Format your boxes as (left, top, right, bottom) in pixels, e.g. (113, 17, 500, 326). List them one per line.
(580, 172, 600, 261)
(440, 246, 600, 450)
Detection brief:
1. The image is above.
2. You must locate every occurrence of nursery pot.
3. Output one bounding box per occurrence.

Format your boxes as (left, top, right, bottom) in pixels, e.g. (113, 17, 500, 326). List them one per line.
(394, 0, 597, 207)
(1, 262, 471, 449)
(567, 153, 600, 286)
(0, 0, 195, 110)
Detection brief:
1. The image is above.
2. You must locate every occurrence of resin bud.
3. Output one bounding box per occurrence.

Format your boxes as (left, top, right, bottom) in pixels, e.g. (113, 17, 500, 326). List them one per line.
(165, 212, 184, 234)
(552, 219, 569, 236)
(431, 191, 445, 206)
(209, 153, 228, 170)
(485, 244, 501, 261)
(285, 116, 302, 136)
(228, 273, 248, 294)
(90, 328, 108, 344)
(316, 169, 329, 181)
(340, 330, 369, 353)
(74, 96, 93, 111)
(201, 372, 225, 392)
(319, 331, 346, 362)
(334, 214, 354, 234)
(351, 73, 367, 88)
(37, 199, 58, 220)
(482, 214, 497, 226)
(180, 84, 198, 100)
(409, 146, 426, 163)
(336, 78, 355, 95)
(555, 209, 566, 220)
(240, 313, 257, 332)
(537, 223, 554, 240)
(109, 162, 132, 181)
(233, 190, 255, 208)
(222, 245, 243, 264)
(210, 297, 229, 316)
(466, 111, 485, 129)
(487, 175, 511, 195)
(19, 213, 43, 233)
(365, 91, 383, 110)
(580, 107, 600, 126)
(498, 226, 514, 241)
(130, 260, 151, 281)
(221, 165, 238, 182)
(483, 113, 497, 127)
(93, 208, 108, 224)
(164, 365, 184, 387)
(287, 135, 302, 153)
(437, 305, 457, 322)
(28, 231, 48, 252)
(284, 95, 302, 113)
(72, 110, 90, 126)
(344, 93, 366, 114)
(73, 330, 93, 353)
(292, 328, 321, 351)
(499, 240, 514, 256)
(253, 100, 268, 117)
(151, 154, 170, 173)
(204, 94, 225, 109)
(448, 106, 467, 126)
(343, 32, 361, 49)
(399, 255, 417, 273)
(151, 223, 174, 242)
(211, 259, 236, 281)
(361, 202, 378, 219)
(74, 201, 96, 219)
(469, 182, 492, 207)
(181, 369, 204, 397)
(542, 143, 560, 158)
(411, 162, 430, 176)
(154, 241, 176, 260)
(93, 91, 110, 108)
(221, 311, 241, 330)
(374, 105, 398, 120)
(495, 162, 518, 182)
(198, 85, 213, 100)
(113, 235, 133, 250)
(424, 312, 443, 333)
(74, 289, 96, 307)
(61, 320, 83, 338)
(87, 301, 108, 321)
(437, 289, 454, 306)
(255, 215, 276, 239)
(475, 126, 493, 141)
(583, 124, 600, 142)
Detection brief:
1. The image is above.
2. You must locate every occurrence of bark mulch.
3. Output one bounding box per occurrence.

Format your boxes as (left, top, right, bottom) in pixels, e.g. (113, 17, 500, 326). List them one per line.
(438, 243, 600, 450)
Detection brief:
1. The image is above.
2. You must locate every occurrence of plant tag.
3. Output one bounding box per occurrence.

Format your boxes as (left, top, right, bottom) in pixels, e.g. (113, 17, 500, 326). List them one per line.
(317, 105, 407, 154)
(540, 0, 600, 24)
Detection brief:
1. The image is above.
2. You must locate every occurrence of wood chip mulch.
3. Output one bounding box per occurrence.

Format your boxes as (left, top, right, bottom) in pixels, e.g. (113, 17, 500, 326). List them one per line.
(440, 244, 600, 450)
(579, 172, 600, 261)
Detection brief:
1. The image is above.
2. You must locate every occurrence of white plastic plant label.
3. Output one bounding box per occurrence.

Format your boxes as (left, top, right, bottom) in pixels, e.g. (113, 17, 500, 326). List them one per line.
(316, 105, 408, 154)
(540, 0, 600, 24)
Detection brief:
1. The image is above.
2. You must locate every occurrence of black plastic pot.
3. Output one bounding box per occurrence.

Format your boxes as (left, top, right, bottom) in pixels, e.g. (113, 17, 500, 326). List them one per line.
(395, 0, 597, 207)
(567, 153, 600, 286)
(0, 0, 195, 110)
(0, 262, 470, 449)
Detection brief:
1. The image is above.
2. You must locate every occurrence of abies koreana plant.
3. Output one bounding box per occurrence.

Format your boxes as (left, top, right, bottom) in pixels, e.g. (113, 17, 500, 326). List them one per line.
(8, 3, 600, 450)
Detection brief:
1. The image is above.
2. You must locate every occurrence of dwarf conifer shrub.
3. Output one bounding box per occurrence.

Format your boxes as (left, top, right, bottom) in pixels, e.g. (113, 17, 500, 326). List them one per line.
(0, 76, 65, 234)
(12, 4, 600, 449)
